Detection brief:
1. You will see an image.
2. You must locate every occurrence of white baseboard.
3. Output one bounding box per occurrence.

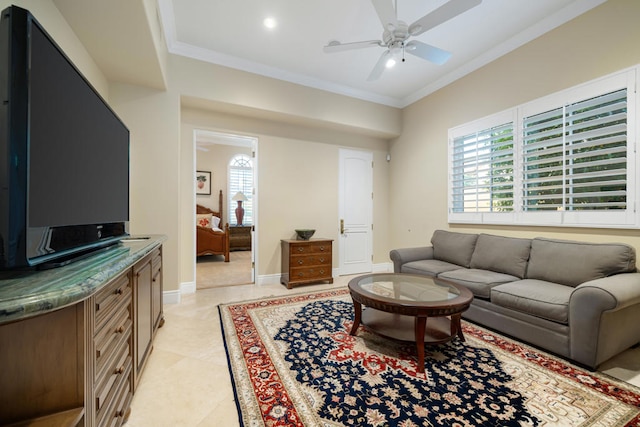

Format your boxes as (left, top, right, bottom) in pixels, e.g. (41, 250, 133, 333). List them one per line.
(163, 281, 196, 305)
(181, 281, 196, 295)
(373, 262, 393, 273)
(257, 274, 281, 286)
(163, 289, 181, 304)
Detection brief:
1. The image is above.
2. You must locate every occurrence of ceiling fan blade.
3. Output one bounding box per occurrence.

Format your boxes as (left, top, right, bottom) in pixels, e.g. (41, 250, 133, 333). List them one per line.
(323, 40, 382, 53)
(405, 40, 452, 65)
(371, 0, 397, 30)
(409, 0, 482, 36)
(367, 50, 392, 82)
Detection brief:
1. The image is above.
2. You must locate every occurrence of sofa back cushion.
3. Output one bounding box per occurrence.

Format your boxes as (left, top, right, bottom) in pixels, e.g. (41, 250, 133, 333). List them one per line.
(527, 237, 636, 287)
(431, 230, 478, 268)
(470, 234, 531, 278)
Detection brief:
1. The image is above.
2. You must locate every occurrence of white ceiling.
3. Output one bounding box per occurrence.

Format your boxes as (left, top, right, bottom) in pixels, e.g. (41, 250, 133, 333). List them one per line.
(159, 0, 606, 108)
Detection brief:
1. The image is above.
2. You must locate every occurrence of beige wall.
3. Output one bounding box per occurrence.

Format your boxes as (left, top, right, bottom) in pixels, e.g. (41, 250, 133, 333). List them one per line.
(109, 84, 182, 295)
(1, 0, 108, 96)
(391, 0, 640, 248)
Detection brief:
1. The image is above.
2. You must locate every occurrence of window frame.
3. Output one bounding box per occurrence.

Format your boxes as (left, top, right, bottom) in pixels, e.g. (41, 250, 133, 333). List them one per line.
(448, 66, 638, 229)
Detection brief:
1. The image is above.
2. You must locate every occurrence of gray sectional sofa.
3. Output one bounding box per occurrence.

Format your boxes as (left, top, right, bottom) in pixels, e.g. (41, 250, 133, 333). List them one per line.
(389, 230, 640, 369)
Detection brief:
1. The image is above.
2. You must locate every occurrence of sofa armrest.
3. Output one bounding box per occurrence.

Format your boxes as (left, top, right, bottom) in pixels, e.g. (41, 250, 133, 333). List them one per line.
(573, 273, 640, 311)
(389, 246, 434, 273)
(569, 272, 640, 367)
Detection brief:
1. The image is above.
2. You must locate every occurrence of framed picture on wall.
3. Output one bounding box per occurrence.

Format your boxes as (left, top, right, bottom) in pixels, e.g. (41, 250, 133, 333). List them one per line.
(196, 170, 211, 195)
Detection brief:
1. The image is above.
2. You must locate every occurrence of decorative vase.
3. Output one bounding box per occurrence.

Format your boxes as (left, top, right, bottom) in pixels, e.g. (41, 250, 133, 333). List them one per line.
(235, 201, 244, 226)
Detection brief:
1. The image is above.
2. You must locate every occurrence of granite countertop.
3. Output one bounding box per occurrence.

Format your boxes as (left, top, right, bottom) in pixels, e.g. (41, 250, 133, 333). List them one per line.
(0, 235, 167, 325)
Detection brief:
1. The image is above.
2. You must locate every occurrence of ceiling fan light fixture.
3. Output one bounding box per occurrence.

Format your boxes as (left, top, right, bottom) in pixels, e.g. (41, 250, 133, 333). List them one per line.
(325, 0, 482, 80)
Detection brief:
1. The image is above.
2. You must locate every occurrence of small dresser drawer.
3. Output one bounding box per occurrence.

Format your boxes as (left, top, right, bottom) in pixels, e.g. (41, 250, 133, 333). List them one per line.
(96, 350, 132, 427)
(95, 272, 132, 330)
(95, 332, 131, 412)
(95, 302, 132, 380)
(281, 239, 333, 289)
(290, 241, 331, 255)
(290, 266, 332, 282)
(290, 254, 331, 267)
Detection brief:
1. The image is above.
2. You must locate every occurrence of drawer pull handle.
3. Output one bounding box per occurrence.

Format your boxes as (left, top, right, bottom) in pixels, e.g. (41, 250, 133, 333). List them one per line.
(115, 410, 125, 418)
(297, 247, 304, 252)
(116, 326, 125, 334)
(319, 247, 325, 251)
(115, 288, 123, 295)
(115, 366, 125, 375)
(319, 258, 325, 263)
(298, 260, 303, 265)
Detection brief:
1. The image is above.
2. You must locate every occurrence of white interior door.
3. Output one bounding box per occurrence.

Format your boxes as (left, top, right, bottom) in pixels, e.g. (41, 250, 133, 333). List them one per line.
(250, 139, 257, 283)
(339, 149, 373, 275)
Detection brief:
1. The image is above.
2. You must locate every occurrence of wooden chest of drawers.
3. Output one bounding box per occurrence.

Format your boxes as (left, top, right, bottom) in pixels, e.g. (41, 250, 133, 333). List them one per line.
(281, 239, 333, 289)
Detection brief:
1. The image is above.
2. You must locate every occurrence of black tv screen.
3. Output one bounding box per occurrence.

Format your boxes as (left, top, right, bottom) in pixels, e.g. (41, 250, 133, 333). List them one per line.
(0, 6, 129, 269)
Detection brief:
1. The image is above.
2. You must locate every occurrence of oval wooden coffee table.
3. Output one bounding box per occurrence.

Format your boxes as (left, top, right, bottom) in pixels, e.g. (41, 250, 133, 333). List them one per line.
(348, 273, 473, 373)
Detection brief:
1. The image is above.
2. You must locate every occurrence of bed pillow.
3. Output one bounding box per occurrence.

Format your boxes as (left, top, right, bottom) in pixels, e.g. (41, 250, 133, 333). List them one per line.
(211, 215, 221, 229)
(197, 213, 213, 228)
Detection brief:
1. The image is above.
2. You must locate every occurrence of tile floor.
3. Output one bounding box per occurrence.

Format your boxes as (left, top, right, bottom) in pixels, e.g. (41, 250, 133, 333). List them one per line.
(125, 277, 640, 426)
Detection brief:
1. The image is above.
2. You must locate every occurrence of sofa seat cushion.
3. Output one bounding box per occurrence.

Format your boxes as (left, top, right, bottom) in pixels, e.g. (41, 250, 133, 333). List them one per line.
(401, 259, 462, 277)
(470, 234, 531, 279)
(438, 269, 519, 299)
(527, 238, 636, 287)
(491, 279, 572, 324)
(431, 230, 478, 268)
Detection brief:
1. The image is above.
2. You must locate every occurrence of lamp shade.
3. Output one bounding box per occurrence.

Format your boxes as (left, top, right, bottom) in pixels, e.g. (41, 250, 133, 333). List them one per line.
(232, 191, 248, 202)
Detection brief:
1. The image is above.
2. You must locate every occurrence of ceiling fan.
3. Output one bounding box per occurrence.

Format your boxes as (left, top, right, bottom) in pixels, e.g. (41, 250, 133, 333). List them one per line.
(323, 0, 482, 81)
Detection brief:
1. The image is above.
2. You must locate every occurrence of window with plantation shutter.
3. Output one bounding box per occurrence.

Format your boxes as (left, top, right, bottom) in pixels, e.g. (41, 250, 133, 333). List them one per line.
(522, 89, 627, 212)
(451, 122, 514, 214)
(448, 66, 637, 229)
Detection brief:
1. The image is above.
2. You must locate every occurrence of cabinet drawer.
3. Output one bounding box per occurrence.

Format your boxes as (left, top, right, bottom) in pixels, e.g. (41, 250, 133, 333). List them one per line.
(95, 301, 132, 378)
(290, 242, 331, 255)
(151, 248, 162, 276)
(110, 377, 133, 427)
(290, 266, 332, 281)
(290, 254, 331, 267)
(96, 353, 132, 427)
(95, 334, 131, 412)
(95, 273, 131, 330)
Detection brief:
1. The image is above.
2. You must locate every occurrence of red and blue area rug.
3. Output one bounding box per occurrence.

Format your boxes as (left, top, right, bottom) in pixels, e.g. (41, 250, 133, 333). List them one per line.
(219, 288, 640, 426)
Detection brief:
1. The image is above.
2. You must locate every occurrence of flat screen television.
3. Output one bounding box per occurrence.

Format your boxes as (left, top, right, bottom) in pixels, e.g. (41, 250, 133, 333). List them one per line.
(0, 6, 129, 270)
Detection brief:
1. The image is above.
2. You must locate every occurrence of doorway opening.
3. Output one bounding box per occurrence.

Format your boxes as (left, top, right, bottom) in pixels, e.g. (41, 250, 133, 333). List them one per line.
(194, 129, 257, 289)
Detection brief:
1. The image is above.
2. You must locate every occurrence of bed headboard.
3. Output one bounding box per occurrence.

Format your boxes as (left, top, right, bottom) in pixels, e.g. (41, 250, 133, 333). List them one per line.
(196, 189, 224, 223)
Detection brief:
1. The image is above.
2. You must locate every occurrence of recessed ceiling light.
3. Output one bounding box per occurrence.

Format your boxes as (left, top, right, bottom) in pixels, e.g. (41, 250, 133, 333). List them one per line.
(263, 17, 277, 29)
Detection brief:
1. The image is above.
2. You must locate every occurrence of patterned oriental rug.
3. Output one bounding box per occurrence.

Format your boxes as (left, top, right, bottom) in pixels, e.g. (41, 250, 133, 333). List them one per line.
(219, 288, 640, 426)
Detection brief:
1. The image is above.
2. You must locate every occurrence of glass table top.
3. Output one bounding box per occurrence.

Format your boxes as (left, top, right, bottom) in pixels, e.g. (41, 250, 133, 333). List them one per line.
(352, 273, 460, 303)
